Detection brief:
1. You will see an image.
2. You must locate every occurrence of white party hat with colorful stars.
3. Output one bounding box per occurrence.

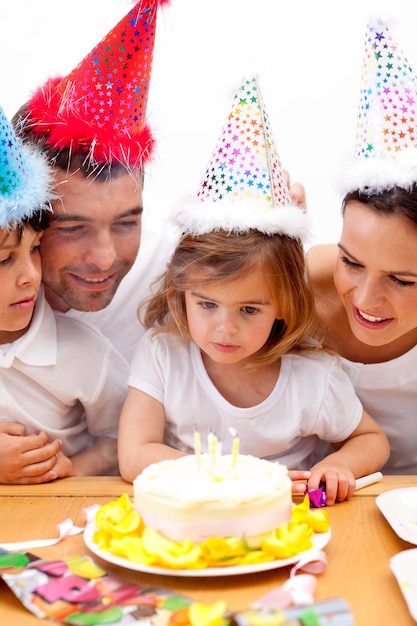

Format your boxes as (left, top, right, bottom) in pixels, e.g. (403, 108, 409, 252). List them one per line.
(175, 77, 309, 239)
(342, 16, 417, 194)
(0, 104, 53, 230)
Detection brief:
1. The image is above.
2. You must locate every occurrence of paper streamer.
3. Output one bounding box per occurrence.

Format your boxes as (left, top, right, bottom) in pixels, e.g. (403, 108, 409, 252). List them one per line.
(355, 472, 383, 491)
(251, 549, 327, 610)
(0, 503, 99, 551)
(307, 472, 384, 507)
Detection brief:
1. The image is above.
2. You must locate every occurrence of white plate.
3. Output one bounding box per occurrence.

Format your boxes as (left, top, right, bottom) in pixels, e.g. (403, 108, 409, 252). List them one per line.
(376, 487, 417, 545)
(84, 523, 331, 578)
(390, 549, 417, 621)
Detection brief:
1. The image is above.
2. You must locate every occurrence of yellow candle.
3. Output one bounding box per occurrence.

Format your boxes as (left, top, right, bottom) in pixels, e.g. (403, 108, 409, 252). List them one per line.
(194, 430, 202, 473)
(229, 428, 240, 469)
(208, 433, 218, 473)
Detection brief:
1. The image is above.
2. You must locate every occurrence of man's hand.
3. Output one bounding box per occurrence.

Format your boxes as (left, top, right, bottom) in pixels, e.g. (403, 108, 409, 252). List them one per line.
(284, 170, 307, 211)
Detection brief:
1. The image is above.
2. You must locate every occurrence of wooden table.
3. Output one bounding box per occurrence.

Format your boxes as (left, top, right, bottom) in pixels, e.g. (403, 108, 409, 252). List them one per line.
(1, 475, 416, 625)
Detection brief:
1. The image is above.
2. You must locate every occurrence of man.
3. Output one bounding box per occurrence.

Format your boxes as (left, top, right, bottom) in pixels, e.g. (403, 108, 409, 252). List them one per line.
(13, 0, 306, 359)
(13, 0, 175, 361)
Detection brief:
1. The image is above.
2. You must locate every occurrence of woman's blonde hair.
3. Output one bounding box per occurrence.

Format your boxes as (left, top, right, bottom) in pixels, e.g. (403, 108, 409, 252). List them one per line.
(141, 229, 318, 371)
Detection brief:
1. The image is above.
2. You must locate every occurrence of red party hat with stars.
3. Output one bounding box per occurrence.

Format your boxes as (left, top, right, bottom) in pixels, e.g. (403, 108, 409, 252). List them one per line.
(0, 104, 53, 229)
(343, 16, 417, 194)
(25, 0, 169, 167)
(175, 77, 309, 239)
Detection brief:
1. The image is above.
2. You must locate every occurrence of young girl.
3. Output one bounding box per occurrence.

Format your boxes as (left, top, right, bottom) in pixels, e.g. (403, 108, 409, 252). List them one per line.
(118, 226, 389, 504)
(118, 76, 389, 504)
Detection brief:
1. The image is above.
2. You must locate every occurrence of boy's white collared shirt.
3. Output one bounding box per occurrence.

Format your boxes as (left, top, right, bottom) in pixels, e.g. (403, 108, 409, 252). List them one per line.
(0, 287, 128, 457)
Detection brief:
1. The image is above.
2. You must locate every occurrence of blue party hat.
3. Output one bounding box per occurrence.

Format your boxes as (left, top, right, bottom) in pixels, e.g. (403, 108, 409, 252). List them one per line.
(0, 104, 53, 229)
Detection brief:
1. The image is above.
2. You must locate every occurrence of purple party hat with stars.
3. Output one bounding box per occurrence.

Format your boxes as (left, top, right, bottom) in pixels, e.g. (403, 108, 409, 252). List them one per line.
(343, 17, 417, 194)
(0, 104, 53, 230)
(175, 77, 309, 239)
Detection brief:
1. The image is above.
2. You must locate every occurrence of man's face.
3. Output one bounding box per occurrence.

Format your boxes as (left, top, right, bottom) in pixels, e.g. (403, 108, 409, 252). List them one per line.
(41, 168, 143, 312)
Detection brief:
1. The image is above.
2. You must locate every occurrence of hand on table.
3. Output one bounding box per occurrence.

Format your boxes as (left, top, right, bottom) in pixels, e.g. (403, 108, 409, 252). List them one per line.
(288, 469, 311, 495)
(0, 422, 63, 484)
(308, 461, 356, 506)
(52, 451, 74, 479)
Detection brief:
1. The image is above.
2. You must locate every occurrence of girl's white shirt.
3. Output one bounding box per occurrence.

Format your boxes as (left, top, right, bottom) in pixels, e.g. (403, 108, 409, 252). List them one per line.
(128, 330, 363, 470)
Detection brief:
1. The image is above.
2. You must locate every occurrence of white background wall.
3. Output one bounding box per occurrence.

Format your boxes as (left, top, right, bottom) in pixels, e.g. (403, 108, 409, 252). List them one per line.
(2, 0, 417, 244)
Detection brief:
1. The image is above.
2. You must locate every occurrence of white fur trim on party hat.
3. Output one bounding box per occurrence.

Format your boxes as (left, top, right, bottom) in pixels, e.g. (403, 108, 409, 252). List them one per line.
(340, 17, 417, 195)
(340, 148, 417, 195)
(175, 199, 310, 239)
(175, 76, 310, 239)
(0, 105, 53, 230)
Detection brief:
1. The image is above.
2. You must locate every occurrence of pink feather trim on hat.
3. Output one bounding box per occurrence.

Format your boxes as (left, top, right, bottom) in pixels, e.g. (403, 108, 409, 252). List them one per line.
(28, 77, 156, 166)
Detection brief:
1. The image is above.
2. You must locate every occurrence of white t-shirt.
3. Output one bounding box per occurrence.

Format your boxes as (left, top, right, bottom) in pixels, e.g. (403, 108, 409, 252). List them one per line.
(0, 289, 129, 457)
(340, 349, 417, 474)
(66, 205, 179, 363)
(128, 331, 364, 470)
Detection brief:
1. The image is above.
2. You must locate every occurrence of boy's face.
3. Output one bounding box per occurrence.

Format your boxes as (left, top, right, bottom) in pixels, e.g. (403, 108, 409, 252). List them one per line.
(0, 226, 42, 343)
(40, 168, 143, 313)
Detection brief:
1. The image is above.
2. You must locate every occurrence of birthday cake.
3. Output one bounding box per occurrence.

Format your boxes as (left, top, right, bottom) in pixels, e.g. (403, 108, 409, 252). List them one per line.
(133, 454, 292, 545)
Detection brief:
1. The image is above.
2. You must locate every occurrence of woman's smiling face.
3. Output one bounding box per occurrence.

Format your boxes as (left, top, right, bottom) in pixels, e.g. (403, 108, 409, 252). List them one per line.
(334, 200, 417, 347)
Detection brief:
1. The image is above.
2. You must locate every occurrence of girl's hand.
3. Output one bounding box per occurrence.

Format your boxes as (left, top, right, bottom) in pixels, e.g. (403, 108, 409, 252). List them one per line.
(308, 462, 356, 505)
(288, 469, 311, 494)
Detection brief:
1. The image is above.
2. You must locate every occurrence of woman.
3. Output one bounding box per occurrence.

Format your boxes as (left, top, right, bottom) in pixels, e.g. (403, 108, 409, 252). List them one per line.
(307, 185, 417, 474)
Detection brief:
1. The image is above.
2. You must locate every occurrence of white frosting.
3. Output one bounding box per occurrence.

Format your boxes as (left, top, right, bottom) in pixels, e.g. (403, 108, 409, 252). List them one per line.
(133, 454, 292, 543)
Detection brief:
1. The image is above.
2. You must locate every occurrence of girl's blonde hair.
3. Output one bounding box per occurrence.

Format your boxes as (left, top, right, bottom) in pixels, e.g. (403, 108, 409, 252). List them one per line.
(141, 229, 318, 371)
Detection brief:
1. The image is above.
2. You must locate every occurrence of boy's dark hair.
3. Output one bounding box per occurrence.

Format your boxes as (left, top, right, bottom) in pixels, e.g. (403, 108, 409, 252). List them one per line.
(15, 210, 49, 240)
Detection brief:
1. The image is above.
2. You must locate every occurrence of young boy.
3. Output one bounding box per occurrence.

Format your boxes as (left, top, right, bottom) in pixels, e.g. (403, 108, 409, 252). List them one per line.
(0, 104, 128, 484)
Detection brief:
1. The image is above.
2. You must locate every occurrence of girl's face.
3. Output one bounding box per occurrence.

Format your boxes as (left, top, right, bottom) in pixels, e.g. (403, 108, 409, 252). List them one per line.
(184, 270, 280, 365)
(0, 226, 42, 343)
(334, 200, 417, 347)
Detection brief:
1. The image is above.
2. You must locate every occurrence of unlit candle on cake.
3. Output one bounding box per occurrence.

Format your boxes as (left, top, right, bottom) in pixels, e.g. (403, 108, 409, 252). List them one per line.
(208, 432, 218, 473)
